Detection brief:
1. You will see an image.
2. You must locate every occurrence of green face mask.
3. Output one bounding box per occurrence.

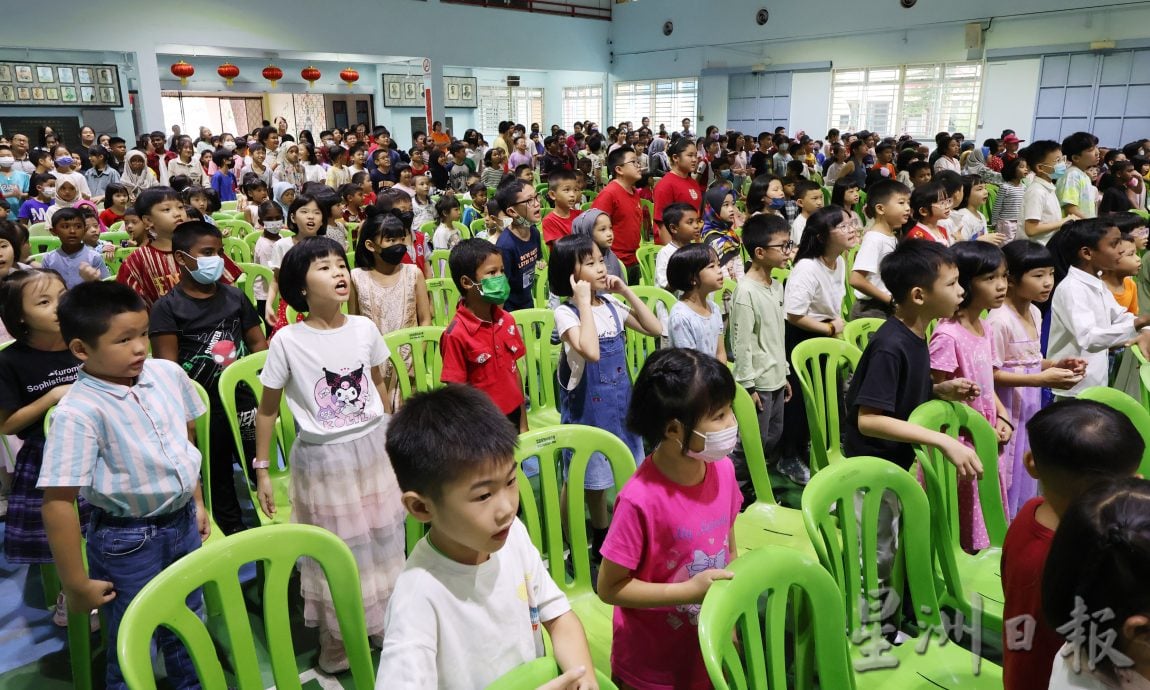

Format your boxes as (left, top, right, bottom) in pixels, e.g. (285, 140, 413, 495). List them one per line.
(477, 274, 511, 304)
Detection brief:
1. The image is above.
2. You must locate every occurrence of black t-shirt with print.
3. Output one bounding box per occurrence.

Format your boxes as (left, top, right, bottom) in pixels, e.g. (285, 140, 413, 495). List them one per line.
(0, 342, 82, 440)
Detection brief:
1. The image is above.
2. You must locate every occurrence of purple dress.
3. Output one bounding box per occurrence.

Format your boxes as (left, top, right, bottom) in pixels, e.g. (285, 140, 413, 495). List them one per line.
(987, 304, 1042, 520)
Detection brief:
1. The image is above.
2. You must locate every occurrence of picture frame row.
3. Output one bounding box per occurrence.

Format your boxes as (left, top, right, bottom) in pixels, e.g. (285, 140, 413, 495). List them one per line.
(381, 74, 477, 109)
(0, 62, 122, 108)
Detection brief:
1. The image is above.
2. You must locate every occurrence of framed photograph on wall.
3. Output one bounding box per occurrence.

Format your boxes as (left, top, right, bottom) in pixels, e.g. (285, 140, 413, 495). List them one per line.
(0, 65, 11, 82)
(57, 66, 74, 84)
(443, 76, 478, 108)
(77, 68, 93, 85)
(382, 73, 424, 107)
(96, 67, 114, 85)
(35, 66, 54, 83)
(45, 87, 59, 101)
(14, 65, 33, 83)
(0, 85, 14, 102)
(17, 87, 30, 100)
(60, 86, 77, 103)
(0, 61, 121, 107)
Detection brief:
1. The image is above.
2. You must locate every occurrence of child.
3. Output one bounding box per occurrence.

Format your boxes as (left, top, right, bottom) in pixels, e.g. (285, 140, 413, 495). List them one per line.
(730, 214, 792, 504)
(480, 198, 505, 243)
(495, 181, 545, 311)
(1022, 140, 1073, 245)
(461, 182, 487, 229)
(378, 385, 596, 688)
(253, 200, 284, 318)
(571, 209, 624, 283)
(150, 221, 267, 535)
(597, 347, 741, 689)
(349, 209, 432, 407)
(949, 174, 992, 243)
(182, 186, 215, 225)
(1055, 131, 1099, 220)
(905, 180, 953, 244)
(850, 179, 911, 319)
(247, 144, 271, 187)
(667, 242, 726, 361)
(1101, 232, 1141, 315)
(928, 241, 1013, 551)
(122, 206, 148, 247)
(210, 151, 237, 203)
(652, 138, 702, 243)
(907, 160, 934, 189)
(992, 157, 1029, 240)
(254, 236, 406, 672)
(272, 180, 297, 224)
(43, 179, 81, 226)
(1048, 218, 1150, 396)
(377, 188, 431, 279)
(83, 146, 119, 200)
(325, 145, 351, 189)
(790, 179, 826, 247)
(120, 150, 158, 203)
(1098, 160, 1137, 214)
(0, 144, 30, 217)
(265, 194, 328, 325)
(1042, 476, 1150, 689)
(440, 239, 528, 430)
(542, 169, 582, 248)
(411, 175, 435, 230)
(831, 177, 863, 232)
(41, 207, 109, 288)
(447, 142, 475, 194)
(117, 186, 241, 309)
(655, 202, 701, 290)
(431, 195, 462, 252)
(39, 281, 209, 688)
(242, 177, 270, 229)
(550, 234, 661, 566)
(988, 240, 1085, 520)
(100, 182, 129, 229)
(340, 183, 366, 224)
(17, 173, 54, 225)
(393, 164, 416, 199)
(701, 187, 744, 281)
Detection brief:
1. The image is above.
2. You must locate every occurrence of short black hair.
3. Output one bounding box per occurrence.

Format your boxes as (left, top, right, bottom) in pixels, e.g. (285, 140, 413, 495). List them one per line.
(385, 384, 519, 499)
(1106, 211, 1147, 236)
(1001, 239, 1054, 282)
(548, 234, 596, 298)
(742, 213, 790, 255)
(354, 207, 408, 268)
(951, 240, 1005, 309)
(1001, 156, 1026, 182)
(278, 236, 347, 313)
(50, 207, 84, 229)
(933, 169, 962, 197)
(547, 169, 577, 193)
(1029, 400, 1143, 481)
(865, 179, 911, 216)
(662, 202, 697, 230)
(911, 180, 949, 220)
(0, 269, 66, 341)
(286, 193, 330, 234)
(880, 239, 955, 305)
(1049, 217, 1116, 276)
(606, 145, 635, 178)
(626, 347, 736, 447)
(1023, 140, 1062, 169)
(448, 238, 501, 293)
(172, 220, 222, 255)
(212, 150, 232, 169)
(57, 280, 146, 346)
(468, 182, 487, 198)
(666, 243, 717, 293)
(135, 186, 182, 219)
(793, 178, 822, 201)
(1062, 131, 1098, 160)
(495, 179, 530, 214)
(794, 205, 846, 262)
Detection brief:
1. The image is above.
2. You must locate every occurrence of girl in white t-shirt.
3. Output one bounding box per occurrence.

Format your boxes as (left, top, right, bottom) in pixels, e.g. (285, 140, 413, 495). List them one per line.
(666, 242, 726, 362)
(265, 194, 327, 328)
(254, 235, 405, 674)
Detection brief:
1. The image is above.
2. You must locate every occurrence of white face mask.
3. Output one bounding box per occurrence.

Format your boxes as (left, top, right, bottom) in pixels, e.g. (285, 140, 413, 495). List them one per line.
(262, 220, 284, 234)
(684, 424, 739, 463)
(222, 141, 236, 152)
(0, 156, 13, 168)
(42, 186, 56, 199)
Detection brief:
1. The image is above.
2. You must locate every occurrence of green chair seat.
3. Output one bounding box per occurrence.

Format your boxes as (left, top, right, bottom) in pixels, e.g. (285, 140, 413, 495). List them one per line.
(487, 657, 617, 689)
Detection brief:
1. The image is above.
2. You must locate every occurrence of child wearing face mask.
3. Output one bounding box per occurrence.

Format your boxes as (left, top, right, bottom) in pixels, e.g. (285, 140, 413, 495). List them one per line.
(18, 173, 55, 225)
(253, 201, 285, 320)
(43, 179, 81, 227)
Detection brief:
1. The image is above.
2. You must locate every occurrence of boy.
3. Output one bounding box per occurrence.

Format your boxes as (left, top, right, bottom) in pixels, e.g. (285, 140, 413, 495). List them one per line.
(461, 182, 487, 229)
(542, 169, 582, 248)
(654, 202, 701, 290)
(0, 143, 30, 216)
(439, 239, 528, 431)
(117, 186, 243, 308)
(83, 146, 120, 199)
(1001, 400, 1143, 690)
(447, 142, 475, 194)
(326, 145, 351, 189)
(1056, 131, 1100, 220)
(790, 179, 824, 247)
(40, 281, 209, 690)
(729, 214, 793, 505)
(870, 142, 896, 179)
(353, 171, 376, 207)
(907, 160, 933, 189)
(540, 136, 570, 181)
(495, 180, 544, 311)
(340, 182, 366, 224)
(150, 221, 267, 535)
(592, 146, 644, 282)
(771, 136, 793, 178)
(849, 179, 912, 319)
(210, 151, 237, 203)
(1023, 140, 1073, 245)
(42, 207, 109, 288)
(18, 172, 54, 225)
(378, 384, 596, 689)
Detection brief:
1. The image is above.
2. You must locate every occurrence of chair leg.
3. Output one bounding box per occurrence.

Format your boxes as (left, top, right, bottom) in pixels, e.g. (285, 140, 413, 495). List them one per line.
(67, 610, 94, 690)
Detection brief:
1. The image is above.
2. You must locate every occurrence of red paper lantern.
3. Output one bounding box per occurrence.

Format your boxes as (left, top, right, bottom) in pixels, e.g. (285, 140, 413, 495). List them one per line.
(340, 67, 360, 88)
(301, 66, 321, 87)
(262, 64, 284, 88)
(170, 60, 195, 87)
(217, 62, 239, 87)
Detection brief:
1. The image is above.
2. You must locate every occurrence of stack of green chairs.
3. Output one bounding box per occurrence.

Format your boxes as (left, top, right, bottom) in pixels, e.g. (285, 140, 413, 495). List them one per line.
(425, 278, 460, 328)
(843, 316, 885, 352)
(513, 308, 561, 429)
(383, 326, 446, 401)
(790, 337, 861, 473)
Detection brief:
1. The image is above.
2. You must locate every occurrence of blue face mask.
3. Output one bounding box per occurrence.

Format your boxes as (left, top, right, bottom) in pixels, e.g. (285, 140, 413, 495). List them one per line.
(769, 197, 787, 210)
(181, 252, 225, 284)
(55, 156, 75, 167)
(1047, 161, 1068, 181)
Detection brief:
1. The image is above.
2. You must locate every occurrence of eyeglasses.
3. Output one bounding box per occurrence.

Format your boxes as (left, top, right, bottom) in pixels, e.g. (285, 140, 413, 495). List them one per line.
(834, 221, 857, 232)
(766, 241, 795, 252)
(619, 159, 642, 168)
(516, 194, 541, 206)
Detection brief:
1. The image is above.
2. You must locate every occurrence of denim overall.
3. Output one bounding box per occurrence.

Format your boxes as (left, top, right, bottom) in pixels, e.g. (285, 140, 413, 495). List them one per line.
(559, 299, 645, 489)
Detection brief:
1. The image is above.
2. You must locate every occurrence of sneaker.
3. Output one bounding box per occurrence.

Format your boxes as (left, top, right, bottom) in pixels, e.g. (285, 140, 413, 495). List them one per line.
(52, 592, 68, 627)
(317, 631, 350, 675)
(778, 456, 811, 486)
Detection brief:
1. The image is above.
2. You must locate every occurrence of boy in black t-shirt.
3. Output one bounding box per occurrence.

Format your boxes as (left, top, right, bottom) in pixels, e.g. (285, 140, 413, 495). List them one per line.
(150, 221, 267, 534)
(494, 180, 544, 311)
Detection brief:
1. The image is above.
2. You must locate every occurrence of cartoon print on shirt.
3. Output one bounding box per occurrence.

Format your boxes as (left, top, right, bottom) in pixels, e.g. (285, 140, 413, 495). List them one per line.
(323, 365, 366, 416)
(669, 547, 728, 627)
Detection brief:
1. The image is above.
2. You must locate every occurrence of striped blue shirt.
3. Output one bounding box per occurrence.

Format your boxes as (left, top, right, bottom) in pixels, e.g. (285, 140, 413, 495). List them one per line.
(37, 358, 206, 517)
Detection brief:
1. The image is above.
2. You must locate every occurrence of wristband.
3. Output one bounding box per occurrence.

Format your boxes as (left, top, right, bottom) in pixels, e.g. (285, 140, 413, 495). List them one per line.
(996, 415, 1015, 431)
(827, 321, 835, 336)
(252, 459, 271, 470)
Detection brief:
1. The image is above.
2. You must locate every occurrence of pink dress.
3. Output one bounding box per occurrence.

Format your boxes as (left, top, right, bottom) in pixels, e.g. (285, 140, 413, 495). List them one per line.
(929, 318, 1002, 552)
(987, 304, 1043, 520)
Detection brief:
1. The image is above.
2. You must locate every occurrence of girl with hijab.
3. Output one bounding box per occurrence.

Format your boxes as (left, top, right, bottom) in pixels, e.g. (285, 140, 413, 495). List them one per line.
(961, 146, 1004, 185)
(120, 150, 158, 202)
(272, 181, 297, 220)
(427, 147, 450, 192)
(571, 208, 626, 282)
(648, 137, 670, 177)
(701, 186, 744, 281)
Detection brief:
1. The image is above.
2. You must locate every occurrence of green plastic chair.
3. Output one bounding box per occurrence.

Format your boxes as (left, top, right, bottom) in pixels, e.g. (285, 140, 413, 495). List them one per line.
(532, 262, 549, 308)
(429, 248, 452, 280)
(118, 524, 375, 690)
(100, 230, 130, 245)
(636, 244, 660, 286)
(220, 200, 238, 211)
(790, 337, 861, 473)
(514, 425, 636, 675)
(211, 210, 237, 222)
(487, 657, 617, 690)
(708, 278, 738, 314)
(235, 262, 273, 307)
(222, 237, 252, 264)
(802, 456, 1003, 688)
(699, 546, 854, 690)
(452, 220, 472, 240)
(108, 220, 124, 233)
(217, 351, 296, 525)
(425, 277, 460, 327)
(242, 230, 262, 253)
(107, 246, 137, 276)
(223, 218, 256, 237)
(640, 199, 655, 244)
(1079, 386, 1150, 476)
(730, 386, 814, 557)
(843, 317, 885, 352)
(30, 235, 61, 254)
(1126, 346, 1150, 412)
(383, 326, 446, 400)
(909, 400, 1007, 636)
(513, 308, 561, 429)
(624, 285, 676, 381)
(418, 221, 437, 239)
(28, 221, 49, 236)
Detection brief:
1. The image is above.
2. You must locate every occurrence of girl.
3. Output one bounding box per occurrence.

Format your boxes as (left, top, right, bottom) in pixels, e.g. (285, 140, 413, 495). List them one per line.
(481, 150, 505, 189)
(652, 137, 702, 243)
(597, 347, 741, 690)
(100, 183, 129, 228)
(1099, 160, 1137, 215)
(50, 145, 91, 199)
(780, 205, 859, 486)
(647, 137, 669, 177)
(349, 209, 432, 409)
(43, 179, 80, 226)
(950, 174, 991, 243)
(992, 158, 1029, 240)
(430, 195, 462, 252)
(254, 236, 406, 673)
(929, 241, 1013, 551)
(411, 175, 435, 229)
(0, 269, 86, 625)
(666, 243, 727, 362)
(393, 164, 416, 199)
(274, 142, 306, 191)
(247, 144, 272, 186)
(272, 181, 297, 225)
(253, 200, 286, 319)
(701, 187, 744, 281)
(550, 234, 662, 571)
(823, 144, 848, 185)
(831, 177, 863, 232)
(299, 143, 327, 185)
(905, 180, 953, 244)
(266, 194, 328, 327)
(243, 177, 270, 228)
(933, 135, 961, 173)
(122, 206, 148, 247)
(427, 148, 450, 193)
(571, 209, 625, 283)
(745, 174, 786, 217)
(987, 240, 1084, 518)
(961, 146, 1004, 185)
(198, 149, 217, 181)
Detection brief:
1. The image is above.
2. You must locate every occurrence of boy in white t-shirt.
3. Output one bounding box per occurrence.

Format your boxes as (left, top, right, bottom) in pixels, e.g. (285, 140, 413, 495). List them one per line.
(790, 179, 824, 248)
(654, 202, 700, 290)
(849, 179, 911, 320)
(379, 385, 598, 690)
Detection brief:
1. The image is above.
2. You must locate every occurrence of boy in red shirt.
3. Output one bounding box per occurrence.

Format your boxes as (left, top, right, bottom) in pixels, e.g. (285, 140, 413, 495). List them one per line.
(592, 145, 643, 282)
(542, 170, 581, 249)
(1001, 399, 1142, 690)
(439, 238, 527, 431)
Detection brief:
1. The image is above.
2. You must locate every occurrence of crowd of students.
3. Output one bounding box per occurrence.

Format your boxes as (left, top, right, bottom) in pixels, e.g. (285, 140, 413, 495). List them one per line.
(0, 115, 1149, 690)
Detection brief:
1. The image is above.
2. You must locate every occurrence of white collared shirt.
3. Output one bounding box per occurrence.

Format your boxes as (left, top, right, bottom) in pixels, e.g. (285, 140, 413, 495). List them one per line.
(1049, 266, 1137, 396)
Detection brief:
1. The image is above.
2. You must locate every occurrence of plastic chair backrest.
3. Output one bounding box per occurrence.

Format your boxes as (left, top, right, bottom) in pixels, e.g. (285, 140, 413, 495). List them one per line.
(28, 222, 49, 237)
(425, 278, 460, 327)
(101, 230, 130, 245)
(1078, 386, 1150, 476)
(117, 524, 374, 690)
(625, 285, 677, 380)
(640, 199, 655, 243)
(383, 326, 446, 400)
(107, 246, 137, 275)
(636, 244, 660, 286)
(222, 237, 252, 264)
(109, 220, 124, 233)
(220, 200, 238, 211)
(418, 221, 437, 238)
(698, 546, 855, 690)
(513, 308, 559, 422)
(708, 278, 737, 313)
(532, 262, 549, 308)
(429, 248, 452, 280)
(30, 236, 61, 254)
(242, 231, 262, 253)
(790, 337, 861, 472)
(801, 455, 945, 636)
(470, 218, 487, 238)
(732, 386, 780, 507)
(226, 218, 255, 236)
(843, 317, 885, 352)
(235, 262, 273, 307)
(452, 221, 472, 240)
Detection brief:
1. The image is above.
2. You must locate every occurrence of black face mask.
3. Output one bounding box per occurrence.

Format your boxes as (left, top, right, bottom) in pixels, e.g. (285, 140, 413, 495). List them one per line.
(378, 243, 408, 264)
(396, 210, 415, 228)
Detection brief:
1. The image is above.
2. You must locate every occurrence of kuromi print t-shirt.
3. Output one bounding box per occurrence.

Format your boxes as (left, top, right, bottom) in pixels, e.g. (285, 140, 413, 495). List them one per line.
(260, 315, 390, 444)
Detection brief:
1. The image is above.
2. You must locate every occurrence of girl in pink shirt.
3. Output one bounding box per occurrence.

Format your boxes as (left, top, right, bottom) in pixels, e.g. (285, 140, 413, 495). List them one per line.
(597, 348, 742, 690)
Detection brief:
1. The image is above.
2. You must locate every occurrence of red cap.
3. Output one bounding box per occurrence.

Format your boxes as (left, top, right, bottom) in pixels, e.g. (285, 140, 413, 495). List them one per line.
(1003, 134, 1025, 144)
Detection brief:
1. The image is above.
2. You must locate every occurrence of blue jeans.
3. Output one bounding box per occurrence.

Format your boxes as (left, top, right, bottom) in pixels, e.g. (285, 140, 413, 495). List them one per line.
(86, 502, 204, 690)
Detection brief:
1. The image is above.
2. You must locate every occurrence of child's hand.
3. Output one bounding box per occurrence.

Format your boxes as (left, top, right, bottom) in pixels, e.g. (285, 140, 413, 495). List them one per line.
(935, 378, 980, 402)
(939, 437, 984, 481)
(569, 275, 593, 307)
(194, 499, 211, 542)
(830, 317, 846, 337)
(1051, 357, 1088, 376)
(750, 390, 763, 412)
(1040, 367, 1083, 390)
(65, 577, 116, 614)
(977, 233, 1007, 246)
(994, 417, 1013, 444)
(679, 567, 735, 604)
(603, 274, 627, 295)
(783, 381, 793, 402)
(536, 260, 547, 272)
(537, 665, 597, 690)
(255, 473, 276, 518)
(265, 305, 278, 325)
(78, 264, 101, 282)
